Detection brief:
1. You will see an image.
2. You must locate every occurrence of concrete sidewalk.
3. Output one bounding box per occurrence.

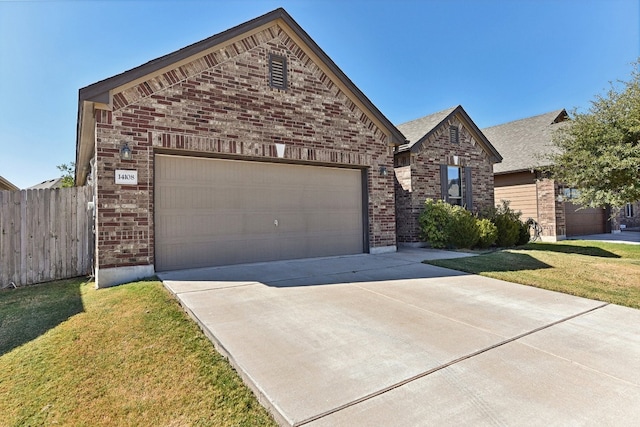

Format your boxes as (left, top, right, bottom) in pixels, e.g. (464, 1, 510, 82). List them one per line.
(159, 249, 640, 426)
(571, 230, 640, 245)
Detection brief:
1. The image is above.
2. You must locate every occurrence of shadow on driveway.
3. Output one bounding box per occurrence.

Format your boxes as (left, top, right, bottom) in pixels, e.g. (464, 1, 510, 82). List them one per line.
(158, 249, 475, 289)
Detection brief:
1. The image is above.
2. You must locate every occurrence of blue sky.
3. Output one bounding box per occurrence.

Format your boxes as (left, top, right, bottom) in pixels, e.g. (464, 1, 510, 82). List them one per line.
(0, 0, 638, 189)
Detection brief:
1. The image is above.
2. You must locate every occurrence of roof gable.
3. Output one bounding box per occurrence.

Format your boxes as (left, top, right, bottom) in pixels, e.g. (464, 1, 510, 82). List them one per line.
(76, 8, 406, 185)
(396, 105, 502, 163)
(482, 109, 569, 174)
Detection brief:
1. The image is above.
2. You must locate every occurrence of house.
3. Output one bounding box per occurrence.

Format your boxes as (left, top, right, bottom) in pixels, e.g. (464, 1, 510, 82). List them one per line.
(482, 109, 610, 241)
(28, 177, 64, 189)
(0, 175, 19, 191)
(394, 105, 502, 245)
(619, 202, 640, 230)
(74, 8, 406, 287)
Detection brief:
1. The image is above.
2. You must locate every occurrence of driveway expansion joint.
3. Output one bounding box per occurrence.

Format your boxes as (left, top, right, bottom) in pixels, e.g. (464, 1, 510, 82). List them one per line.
(295, 302, 610, 427)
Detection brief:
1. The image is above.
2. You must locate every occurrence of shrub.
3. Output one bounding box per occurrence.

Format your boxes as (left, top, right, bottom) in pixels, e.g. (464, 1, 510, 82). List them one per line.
(447, 206, 480, 249)
(419, 199, 480, 249)
(419, 199, 453, 248)
(481, 201, 523, 247)
(476, 218, 498, 248)
(517, 220, 531, 246)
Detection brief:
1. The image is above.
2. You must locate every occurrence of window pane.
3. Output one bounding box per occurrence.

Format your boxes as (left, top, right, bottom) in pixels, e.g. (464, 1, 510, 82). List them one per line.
(447, 166, 461, 199)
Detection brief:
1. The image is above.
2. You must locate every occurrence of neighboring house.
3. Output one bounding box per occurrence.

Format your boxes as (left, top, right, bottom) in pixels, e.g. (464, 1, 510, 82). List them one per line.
(482, 109, 609, 241)
(394, 105, 502, 245)
(28, 177, 64, 189)
(0, 175, 19, 191)
(619, 202, 640, 230)
(74, 8, 406, 287)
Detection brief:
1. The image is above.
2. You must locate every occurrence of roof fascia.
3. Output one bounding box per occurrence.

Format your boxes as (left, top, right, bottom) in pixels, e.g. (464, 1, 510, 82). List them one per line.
(75, 100, 95, 186)
(78, 9, 286, 104)
(276, 12, 406, 146)
(495, 168, 540, 176)
(455, 107, 503, 163)
(552, 109, 569, 123)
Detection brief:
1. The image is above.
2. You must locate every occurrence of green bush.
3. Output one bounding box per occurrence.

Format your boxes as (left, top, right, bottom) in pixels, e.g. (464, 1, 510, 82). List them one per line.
(481, 201, 523, 247)
(448, 206, 480, 249)
(517, 220, 531, 246)
(419, 199, 480, 249)
(419, 199, 453, 248)
(476, 218, 498, 248)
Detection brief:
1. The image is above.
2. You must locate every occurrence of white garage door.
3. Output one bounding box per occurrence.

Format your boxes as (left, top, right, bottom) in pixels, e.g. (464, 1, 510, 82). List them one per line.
(155, 155, 364, 271)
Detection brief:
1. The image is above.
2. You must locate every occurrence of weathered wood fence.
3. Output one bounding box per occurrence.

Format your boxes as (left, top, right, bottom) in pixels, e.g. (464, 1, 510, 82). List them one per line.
(0, 186, 93, 288)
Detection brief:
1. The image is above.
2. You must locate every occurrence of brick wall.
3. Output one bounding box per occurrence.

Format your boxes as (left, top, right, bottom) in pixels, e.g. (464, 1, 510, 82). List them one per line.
(94, 24, 395, 270)
(536, 178, 566, 239)
(613, 201, 640, 230)
(394, 116, 496, 244)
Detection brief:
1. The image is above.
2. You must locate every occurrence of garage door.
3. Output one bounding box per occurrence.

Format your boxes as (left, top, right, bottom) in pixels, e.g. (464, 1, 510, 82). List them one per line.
(155, 155, 364, 271)
(565, 202, 606, 236)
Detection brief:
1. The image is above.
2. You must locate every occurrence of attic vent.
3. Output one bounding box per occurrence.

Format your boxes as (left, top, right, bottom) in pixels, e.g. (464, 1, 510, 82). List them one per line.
(449, 126, 459, 144)
(269, 54, 287, 90)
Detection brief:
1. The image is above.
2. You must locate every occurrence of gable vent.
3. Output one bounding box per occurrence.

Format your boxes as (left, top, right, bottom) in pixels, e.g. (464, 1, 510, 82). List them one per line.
(269, 54, 287, 90)
(449, 126, 459, 144)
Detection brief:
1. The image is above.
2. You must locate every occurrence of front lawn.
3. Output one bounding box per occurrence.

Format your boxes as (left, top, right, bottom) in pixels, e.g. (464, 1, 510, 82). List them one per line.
(0, 278, 276, 426)
(426, 240, 640, 309)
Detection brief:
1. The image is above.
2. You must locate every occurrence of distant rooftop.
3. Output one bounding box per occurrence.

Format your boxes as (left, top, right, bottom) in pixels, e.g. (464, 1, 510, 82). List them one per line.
(482, 109, 569, 174)
(28, 177, 64, 190)
(0, 175, 19, 191)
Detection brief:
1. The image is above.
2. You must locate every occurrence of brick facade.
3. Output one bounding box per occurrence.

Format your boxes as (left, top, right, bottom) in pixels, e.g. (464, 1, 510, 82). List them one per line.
(613, 201, 640, 230)
(536, 178, 566, 240)
(394, 116, 496, 244)
(92, 22, 396, 274)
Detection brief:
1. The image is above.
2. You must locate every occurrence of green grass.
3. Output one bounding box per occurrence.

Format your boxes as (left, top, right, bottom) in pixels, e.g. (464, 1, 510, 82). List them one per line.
(0, 278, 276, 427)
(426, 240, 640, 309)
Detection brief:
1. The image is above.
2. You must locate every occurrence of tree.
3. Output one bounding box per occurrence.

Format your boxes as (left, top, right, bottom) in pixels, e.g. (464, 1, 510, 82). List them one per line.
(57, 162, 75, 188)
(549, 59, 640, 208)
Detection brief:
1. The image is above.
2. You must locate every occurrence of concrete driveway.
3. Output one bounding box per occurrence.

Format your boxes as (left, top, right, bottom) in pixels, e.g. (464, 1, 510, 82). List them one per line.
(159, 249, 640, 426)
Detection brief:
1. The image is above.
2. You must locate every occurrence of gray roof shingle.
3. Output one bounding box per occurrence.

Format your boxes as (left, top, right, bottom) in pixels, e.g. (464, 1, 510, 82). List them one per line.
(482, 109, 569, 174)
(397, 106, 458, 151)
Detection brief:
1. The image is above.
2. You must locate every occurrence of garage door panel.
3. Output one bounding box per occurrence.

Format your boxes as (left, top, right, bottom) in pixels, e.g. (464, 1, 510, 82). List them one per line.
(155, 155, 364, 271)
(565, 203, 606, 236)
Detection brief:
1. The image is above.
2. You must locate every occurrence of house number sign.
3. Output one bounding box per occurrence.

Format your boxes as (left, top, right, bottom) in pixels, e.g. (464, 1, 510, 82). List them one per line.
(115, 169, 138, 185)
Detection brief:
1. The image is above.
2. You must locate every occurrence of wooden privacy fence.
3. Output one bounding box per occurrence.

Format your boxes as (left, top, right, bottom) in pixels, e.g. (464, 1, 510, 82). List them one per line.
(0, 186, 93, 288)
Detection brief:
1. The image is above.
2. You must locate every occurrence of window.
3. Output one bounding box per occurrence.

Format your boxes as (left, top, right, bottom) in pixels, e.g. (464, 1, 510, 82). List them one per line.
(563, 188, 581, 200)
(440, 165, 473, 208)
(447, 166, 462, 206)
(269, 54, 287, 89)
(625, 203, 634, 217)
(449, 126, 459, 144)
